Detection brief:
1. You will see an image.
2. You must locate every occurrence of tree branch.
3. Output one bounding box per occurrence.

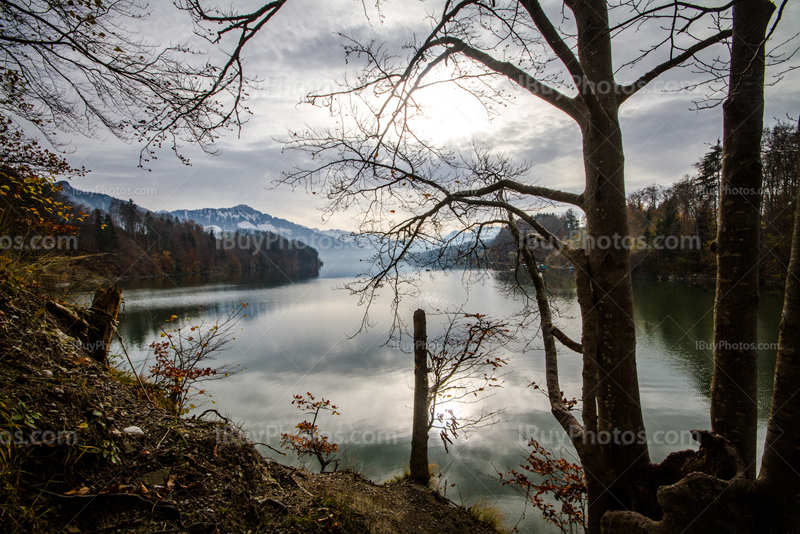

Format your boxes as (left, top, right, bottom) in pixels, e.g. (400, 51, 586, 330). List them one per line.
(428, 36, 586, 122)
(551, 326, 583, 354)
(618, 29, 733, 104)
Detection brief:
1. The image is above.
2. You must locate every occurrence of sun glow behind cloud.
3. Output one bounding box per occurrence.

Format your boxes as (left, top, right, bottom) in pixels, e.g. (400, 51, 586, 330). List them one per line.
(54, 0, 799, 231)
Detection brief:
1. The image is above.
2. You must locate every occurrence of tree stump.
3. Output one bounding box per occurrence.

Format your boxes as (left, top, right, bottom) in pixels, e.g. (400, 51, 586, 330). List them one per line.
(86, 284, 122, 365)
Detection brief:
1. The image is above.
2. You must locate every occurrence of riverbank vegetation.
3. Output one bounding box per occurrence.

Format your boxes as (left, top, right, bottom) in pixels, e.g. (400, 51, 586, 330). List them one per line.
(0, 269, 505, 534)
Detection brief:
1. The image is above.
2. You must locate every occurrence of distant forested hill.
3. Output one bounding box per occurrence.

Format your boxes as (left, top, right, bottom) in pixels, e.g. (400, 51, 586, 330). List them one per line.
(54, 187, 321, 279)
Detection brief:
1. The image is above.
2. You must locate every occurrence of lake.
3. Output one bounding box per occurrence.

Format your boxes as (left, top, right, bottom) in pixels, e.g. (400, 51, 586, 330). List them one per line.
(114, 261, 783, 533)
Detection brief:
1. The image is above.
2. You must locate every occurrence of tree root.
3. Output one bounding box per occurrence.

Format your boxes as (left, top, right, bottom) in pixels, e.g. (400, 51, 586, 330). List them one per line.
(602, 430, 763, 534)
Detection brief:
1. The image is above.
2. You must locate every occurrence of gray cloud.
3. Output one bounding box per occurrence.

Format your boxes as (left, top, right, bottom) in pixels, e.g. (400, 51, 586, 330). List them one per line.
(56, 0, 799, 228)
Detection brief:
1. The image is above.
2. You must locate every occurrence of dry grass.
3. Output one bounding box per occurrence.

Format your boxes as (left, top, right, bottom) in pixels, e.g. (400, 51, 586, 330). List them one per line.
(466, 498, 507, 533)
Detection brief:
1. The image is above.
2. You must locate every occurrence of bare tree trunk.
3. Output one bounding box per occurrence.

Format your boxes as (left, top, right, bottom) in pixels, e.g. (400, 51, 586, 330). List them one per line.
(582, 113, 651, 508)
(568, 0, 652, 505)
(711, 0, 774, 478)
(572, 251, 610, 533)
(507, 217, 609, 533)
(758, 120, 800, 529)
(409, 308, 431, 485)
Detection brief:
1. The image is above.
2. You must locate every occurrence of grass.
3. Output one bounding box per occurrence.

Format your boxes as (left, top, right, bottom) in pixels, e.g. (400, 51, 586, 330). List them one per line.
(0, 392, 51, 533)
(466, 498, 506, 533)
(278, 493, 371, 533)
(107, 366, 174, 412)
(383, 465, 410, 484)
(384, 463, 442, 486)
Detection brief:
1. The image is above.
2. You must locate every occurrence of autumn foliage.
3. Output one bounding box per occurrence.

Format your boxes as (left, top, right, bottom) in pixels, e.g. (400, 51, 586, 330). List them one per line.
(280, 393, 340, 473)
(148, 305, 246, 415)
(0, 118, 86, 255)
(500, 439, 586, 533)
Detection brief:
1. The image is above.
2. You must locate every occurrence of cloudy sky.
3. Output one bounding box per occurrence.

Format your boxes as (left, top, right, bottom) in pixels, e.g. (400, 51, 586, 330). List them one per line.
(60, 0, 800, 231)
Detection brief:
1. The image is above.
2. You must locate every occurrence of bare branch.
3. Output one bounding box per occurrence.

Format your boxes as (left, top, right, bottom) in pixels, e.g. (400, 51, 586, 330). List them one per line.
(618, 29, 733, 104)
(551, 326, 583, 354)
(428, 36, 586, 121)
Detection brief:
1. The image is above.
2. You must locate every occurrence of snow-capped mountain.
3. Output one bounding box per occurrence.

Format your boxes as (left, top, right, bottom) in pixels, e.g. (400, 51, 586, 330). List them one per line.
(57, 181, 364, 276)
(168, 205, 355, 251)
(57, 181, 354, 246)
(57, 181, 118, 213)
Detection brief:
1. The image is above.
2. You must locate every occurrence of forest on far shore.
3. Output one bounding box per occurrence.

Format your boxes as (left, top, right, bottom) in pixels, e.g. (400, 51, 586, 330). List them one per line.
(486, 121, 798, 283)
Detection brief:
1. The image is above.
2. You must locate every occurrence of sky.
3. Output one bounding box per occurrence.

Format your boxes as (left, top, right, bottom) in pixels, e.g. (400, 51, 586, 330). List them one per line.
(58, 0, 800, 231)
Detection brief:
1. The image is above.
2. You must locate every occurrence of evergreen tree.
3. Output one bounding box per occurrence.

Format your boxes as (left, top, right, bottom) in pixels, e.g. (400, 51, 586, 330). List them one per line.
(102, 213, 118, 252)
(693, 141, 722, 210)
(92, 209, 104, 252)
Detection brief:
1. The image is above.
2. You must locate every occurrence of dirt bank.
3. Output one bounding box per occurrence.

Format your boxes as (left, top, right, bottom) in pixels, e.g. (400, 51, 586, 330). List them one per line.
(0, 278, 504, 534)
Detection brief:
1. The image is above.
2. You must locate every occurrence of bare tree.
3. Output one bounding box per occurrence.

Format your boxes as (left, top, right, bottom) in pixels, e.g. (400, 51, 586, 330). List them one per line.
(0, 0, 286, 163)
(409, 307, 510, 484)
(278, 1, 741, 530)
(426, 311, 510, 447)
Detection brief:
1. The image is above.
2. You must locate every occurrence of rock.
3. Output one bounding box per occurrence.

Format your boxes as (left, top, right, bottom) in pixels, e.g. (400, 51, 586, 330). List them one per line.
(42, 370, 53, 378)
(135, 468, 170, 487)
(265, 498, 288, 513)
(123, 426, 145, 438)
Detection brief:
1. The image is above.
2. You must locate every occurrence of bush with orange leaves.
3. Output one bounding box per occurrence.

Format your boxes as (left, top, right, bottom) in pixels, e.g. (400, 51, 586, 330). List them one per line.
(280, 393, 340, 473)
(148, 304, 247, 415)
(500, 439, 586, 533)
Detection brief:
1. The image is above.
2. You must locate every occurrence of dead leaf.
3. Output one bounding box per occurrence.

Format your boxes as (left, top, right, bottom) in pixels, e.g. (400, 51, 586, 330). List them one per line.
(185, 481, 202, 491)
(100, 483, 123, 494)
(65, 487, 90, 495)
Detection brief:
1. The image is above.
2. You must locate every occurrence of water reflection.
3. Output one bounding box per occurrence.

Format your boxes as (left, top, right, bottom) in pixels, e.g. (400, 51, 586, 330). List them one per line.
(115, 269, 783, 534)
(632, 280, 781, 419)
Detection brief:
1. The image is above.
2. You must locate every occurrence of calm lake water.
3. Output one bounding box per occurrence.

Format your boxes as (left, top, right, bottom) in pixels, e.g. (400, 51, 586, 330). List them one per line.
(114, 261, 783, 533)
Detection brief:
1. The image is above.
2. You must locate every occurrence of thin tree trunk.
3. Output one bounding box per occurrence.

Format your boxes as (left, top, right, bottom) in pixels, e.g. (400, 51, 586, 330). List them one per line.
(507, 217, 608, 533)
(409, 308, 431, 485)
(758, 120, 800, 529)
(711, 0, 774, 478)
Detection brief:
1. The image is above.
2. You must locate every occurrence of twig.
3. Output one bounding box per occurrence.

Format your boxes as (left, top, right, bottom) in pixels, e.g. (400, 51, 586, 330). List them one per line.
(115, 329, 153, 404)
(197, 409, 230, 424)
(156, 428, 171, 449)
(253, 442, 287, 456)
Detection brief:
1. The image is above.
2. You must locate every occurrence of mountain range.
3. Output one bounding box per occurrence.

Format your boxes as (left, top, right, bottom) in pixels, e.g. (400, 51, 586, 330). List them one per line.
(57, 181, 353, 248)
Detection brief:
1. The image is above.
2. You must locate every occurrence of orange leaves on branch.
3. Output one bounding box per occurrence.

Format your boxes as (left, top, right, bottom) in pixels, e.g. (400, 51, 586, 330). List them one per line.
(147, 304, 246, 415)
(500, 439, 586, 532)
(281, 392, 340, 472)
(0, 117, 86, 242)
